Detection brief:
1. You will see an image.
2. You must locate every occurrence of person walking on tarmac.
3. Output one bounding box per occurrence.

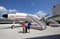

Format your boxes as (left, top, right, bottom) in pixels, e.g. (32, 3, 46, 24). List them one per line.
(27, 22, 31, 33)
(25, 22, 28, 33)
(21, 22, 26, 33)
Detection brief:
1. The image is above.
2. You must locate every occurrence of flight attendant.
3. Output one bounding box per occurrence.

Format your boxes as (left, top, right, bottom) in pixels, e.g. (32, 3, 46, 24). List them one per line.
(21, 22, 26, 33)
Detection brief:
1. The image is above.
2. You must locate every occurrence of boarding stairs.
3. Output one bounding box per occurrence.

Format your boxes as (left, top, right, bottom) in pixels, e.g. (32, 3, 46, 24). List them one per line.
(48, 19, 60, 26)
(28, 15, 46, 29)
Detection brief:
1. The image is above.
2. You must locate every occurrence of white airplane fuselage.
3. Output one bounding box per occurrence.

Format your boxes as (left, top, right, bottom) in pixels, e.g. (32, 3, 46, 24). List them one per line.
(8, 13, 27, 20)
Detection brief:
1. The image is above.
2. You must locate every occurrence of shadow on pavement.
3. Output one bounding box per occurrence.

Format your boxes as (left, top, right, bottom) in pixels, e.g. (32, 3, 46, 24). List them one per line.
(0, 26, 21, 29)
(50, 26, 60, 27)
(26, 34, 60, 39)
(18, 31, 23, 33)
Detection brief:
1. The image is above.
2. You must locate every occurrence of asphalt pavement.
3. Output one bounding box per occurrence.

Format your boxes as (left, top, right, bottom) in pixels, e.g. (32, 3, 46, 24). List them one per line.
(0, 24, 60, 39)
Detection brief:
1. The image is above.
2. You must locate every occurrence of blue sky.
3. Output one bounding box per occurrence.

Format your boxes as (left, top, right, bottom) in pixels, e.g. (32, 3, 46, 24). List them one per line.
(0, 0, 60, 17)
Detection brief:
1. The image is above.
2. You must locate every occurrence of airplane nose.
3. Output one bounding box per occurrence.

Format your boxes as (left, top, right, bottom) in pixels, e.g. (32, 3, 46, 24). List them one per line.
(2, 14, 8, 18)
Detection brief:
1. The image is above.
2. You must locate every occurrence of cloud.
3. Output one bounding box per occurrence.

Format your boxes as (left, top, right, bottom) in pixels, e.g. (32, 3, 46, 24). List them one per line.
(8, 9, 17, 13)
(0, 6, 7, 14)
(35, 11, 47, 17)
(0, 6, 17, 14)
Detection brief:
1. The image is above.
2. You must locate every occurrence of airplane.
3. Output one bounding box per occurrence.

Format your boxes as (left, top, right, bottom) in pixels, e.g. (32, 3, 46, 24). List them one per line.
(37, 14, 60, 27)
(39, 14, 60, 26)
(46, 14, 60, 26)
(2, 13, 46, 30)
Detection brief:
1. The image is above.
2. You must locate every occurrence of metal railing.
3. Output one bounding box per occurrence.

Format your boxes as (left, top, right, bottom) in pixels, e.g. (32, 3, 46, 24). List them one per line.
(28, 15, 46, 29)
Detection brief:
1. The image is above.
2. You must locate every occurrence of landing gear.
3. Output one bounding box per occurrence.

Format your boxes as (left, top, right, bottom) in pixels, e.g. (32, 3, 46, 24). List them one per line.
(11, 25, 15, 29)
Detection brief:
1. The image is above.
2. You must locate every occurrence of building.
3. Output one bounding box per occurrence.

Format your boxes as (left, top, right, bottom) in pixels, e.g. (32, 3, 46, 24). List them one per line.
(52, 4, 60, 23)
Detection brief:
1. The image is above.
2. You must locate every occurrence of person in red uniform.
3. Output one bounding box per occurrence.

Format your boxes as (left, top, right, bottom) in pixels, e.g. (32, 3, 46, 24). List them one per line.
(21, 22, 26, 33)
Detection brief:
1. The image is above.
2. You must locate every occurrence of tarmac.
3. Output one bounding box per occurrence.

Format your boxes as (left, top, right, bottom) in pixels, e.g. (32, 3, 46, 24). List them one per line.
(0, 24, 60, 39)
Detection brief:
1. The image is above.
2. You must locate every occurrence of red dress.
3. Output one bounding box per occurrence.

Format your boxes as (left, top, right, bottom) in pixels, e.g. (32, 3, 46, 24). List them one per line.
(22, 22, 26, 28)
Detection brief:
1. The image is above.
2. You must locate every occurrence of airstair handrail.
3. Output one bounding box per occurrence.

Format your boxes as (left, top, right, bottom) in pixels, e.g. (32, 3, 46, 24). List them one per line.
(27, 15, 46, 29)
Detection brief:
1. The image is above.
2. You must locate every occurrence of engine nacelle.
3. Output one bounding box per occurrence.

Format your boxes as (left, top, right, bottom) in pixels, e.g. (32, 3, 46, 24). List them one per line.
(2, 14, 8, 18)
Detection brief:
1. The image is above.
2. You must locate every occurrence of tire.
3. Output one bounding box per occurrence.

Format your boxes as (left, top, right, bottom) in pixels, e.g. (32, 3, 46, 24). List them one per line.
(11, 25, 15, 29)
